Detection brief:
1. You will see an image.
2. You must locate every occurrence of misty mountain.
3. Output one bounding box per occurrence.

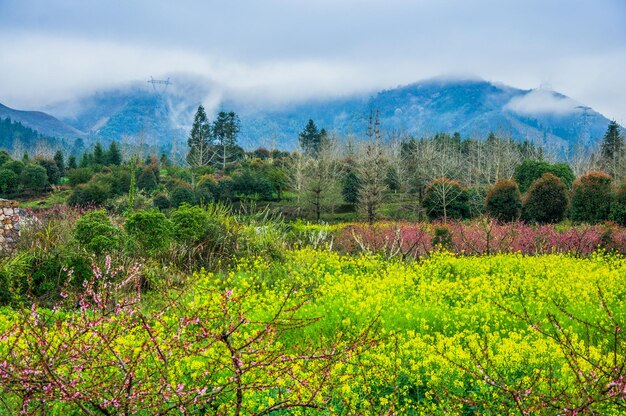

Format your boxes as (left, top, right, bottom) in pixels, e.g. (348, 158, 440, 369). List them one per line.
(0, 102, 84, 142)
(5, 77, 616, 154)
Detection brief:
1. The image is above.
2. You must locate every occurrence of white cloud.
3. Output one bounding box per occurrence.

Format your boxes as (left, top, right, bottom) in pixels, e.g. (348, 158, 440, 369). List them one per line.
(505, 89, 579, 116)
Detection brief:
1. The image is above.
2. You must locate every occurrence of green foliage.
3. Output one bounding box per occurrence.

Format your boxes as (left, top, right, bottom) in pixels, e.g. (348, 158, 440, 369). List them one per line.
(432, 225, 453, 249)
(514, 160, 574, 193)
(485, 179, 522, 221)
(20, 163, 48, 193)
(570, 171, 613, 223)
(125, 209, 172, 253)
(106, 141, 123, 166)
(600, 120, 624, 161)
(37, 159, 61, 185)
(342, 168, 360, 206)
(153, 193, 171, 211)
(299, 119, 324, 155)
(170, 186, 196, 207)
(68, 181, 111, 207)
(186, 105, 212, 167)
(2, 160, 24, 175)
(195, 175, 218, 204)
(53, 150, 65, 177)
(93, 142, 106, 166)
(522, 173, 569, 224)
(423, 178, 469, 221)
(66, 167, 94, 187)
(137, 167, 158, 191)
(0, 168, 18, 195)
(232, 170, 274, 200)
(610, 181, 626, 225)
(170, 204, 216, 243)
(74, 210, 121, 254)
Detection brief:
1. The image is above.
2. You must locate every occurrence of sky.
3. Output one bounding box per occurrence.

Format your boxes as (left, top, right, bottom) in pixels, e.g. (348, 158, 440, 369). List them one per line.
(1, 0, 625, 122)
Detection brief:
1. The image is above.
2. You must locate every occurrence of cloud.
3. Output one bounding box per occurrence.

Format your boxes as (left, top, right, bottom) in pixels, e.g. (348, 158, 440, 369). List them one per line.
(505, 89, 579, 116)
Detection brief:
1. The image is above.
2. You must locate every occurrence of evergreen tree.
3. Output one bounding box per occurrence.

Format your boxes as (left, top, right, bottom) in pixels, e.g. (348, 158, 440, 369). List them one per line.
(67, 155, 78, 170)
(212, 111, 240, 172)
(107, 141, 122, 166)
(600, 120, 624, 178)
(299, 119, 322, 155)
(93, 143, 106, 165)
(53, 150, 65, 177)
(187, 105, 212, 168)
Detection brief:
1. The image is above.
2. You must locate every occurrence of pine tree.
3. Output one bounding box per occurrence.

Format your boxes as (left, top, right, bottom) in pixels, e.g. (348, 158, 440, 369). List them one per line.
(53, 150, 65, 177)
(299, 119, 322, 155)
(93, 143, 105, 165)
(600, 120, 624, 178)
(67, 155, 77, 170)
(107, 141, 122, 166)
(212, 111, 240, 172)
(187, 105, 212, 168)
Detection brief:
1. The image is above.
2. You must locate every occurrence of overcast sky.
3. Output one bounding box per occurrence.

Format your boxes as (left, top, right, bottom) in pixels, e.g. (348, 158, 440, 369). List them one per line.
(1, 0, 625, 122)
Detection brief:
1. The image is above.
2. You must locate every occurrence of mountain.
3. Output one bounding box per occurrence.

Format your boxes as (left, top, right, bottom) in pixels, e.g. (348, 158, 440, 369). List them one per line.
(0, 102, 85, 142)
(10, 77, 616, 154)
(233, 79, 612, 150)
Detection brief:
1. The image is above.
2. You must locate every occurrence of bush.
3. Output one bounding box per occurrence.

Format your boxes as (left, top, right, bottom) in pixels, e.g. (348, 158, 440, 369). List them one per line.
(170, 204, 214, 243)
(67, 167, 95, 187)
(610, 181, 626, 225)
(570, 171, 613, 223)
(3, 160, 24, 175)
(68, 181, 111, 207)
(195, 175, 218, 204)
(232, 170, 274, 201)
(125, 209, 172, 253)
(170, 186, 196, 208)
(485, 179, 522, 221)
(153, 193, 171, 211)
(522, 173, 569, 224)
(74, 210, 121, 255)
(0, 168, 19, 195)
(515, 160, 575, 193)
(20, 164, 48, 193)
(423, 178, 469, 221)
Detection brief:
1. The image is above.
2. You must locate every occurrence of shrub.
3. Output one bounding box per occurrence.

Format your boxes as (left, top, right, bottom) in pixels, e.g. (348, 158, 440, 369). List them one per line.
(170, 204, 213, 243)
(522, 173, 569, 224)
(515, 160, 575, 193)
(195, 175, 218, 204)
(0, 168, 19, 195)
(153, 193, 171, 211)
(570, 171, 613, 223)
(423, 178, 469, 221)
(3, 160, 24, 175)
(137, 168, 158, 192)
(68, 181, 111, 207)
(67, 167, 95, 187)
(170, 186, 196, 208)
(74, 210, 120, 254)
(20, 164, 48, 193)
(610, 181, 626, 225)
(125, 209, 172, 253)
(485, 179, 522, 221)
(232, 170, 274, 200)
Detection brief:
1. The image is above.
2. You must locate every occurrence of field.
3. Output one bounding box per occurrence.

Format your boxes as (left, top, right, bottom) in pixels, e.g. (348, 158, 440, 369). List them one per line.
(2, 248, 626, 414)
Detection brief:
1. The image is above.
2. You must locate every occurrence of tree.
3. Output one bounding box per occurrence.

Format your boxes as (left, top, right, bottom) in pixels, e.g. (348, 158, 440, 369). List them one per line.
(357, 110, 388, 225)
(212, 111, 241, 172)
(0, 169, 18, 195)
(600, 120, 624, 178)
(299, 119, 323, 155)
(53, 150, 65, 177)
(74, 210, 121, 254)
(107, 141, 122, 166)
(522, 173, 568, 224)
(187, 105, 212, 168)
(423, 178, 469, 222)
(570, 171, 613, 223)
(125, 209, 172, 254)
(67, 155, 78, 170)
(341, 158, 360, 208)
(37, 159, 61, 185)
(514, 160, 574, 193)
(93, 142, 106, 166)
(20, 164, 48, 193)
(485, 179, 522, 221)
(302, 137, 342, 221)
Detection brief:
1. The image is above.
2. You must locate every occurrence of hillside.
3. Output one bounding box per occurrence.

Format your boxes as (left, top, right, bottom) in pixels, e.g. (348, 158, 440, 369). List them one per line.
(4, 77, 616, 153)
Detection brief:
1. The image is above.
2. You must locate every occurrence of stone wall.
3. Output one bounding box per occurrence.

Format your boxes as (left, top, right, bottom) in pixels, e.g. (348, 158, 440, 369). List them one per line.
(0, 199, 20, 248)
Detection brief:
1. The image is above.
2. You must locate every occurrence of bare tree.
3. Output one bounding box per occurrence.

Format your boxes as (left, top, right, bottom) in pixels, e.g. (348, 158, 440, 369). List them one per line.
(357, 111, 388, 225)
(302, 135, 342, 222)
